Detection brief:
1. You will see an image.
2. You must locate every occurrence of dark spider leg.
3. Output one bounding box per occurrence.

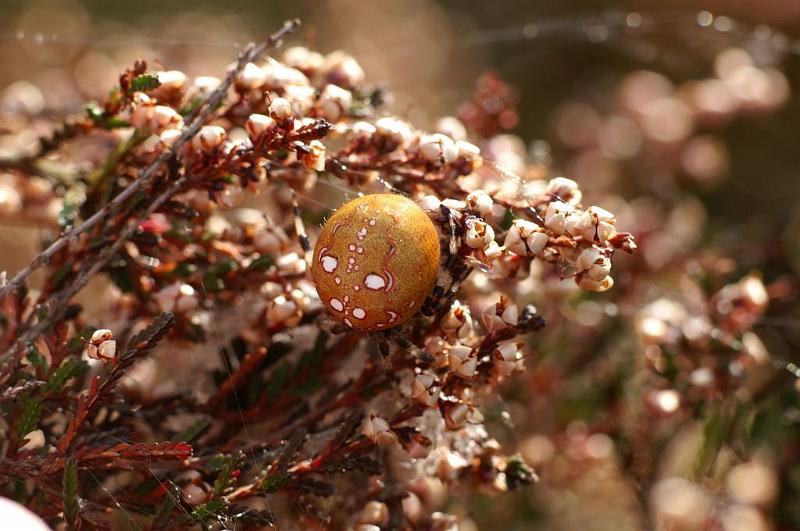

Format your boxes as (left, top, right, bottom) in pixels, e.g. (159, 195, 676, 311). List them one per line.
(283, 184, 311, 256)
(422, 204, 462, 316)
(383, 329, 435, 364)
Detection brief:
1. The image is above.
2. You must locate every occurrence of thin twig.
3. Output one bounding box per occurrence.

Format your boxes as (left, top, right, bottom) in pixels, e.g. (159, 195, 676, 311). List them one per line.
(0, 18, 301, 300)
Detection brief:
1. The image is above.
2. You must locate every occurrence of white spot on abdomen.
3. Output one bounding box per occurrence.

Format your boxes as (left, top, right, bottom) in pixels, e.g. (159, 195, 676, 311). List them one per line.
(352, 308, 366, 319)
(365, 274, 386, 290)
(330, 298, 344, 312)
(321, 256, 338, 273)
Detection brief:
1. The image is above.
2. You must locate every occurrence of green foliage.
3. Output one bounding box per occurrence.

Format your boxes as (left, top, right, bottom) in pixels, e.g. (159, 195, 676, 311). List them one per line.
(43, 358, 87, 394)
(62, 457, 80, 530)
(16, 397, 41, 439)
(130, 73, 161, 93)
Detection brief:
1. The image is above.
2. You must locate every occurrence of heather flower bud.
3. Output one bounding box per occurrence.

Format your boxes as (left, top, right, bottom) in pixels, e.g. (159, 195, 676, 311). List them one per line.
(578, 275, 614, 292)
(267, 295, 301, 326)
(419, 133, 458, 164)
(504, 219, 540, 256)
(574, 206, 617, 242)
(465, 218, 495, 249)
(282, 46, 324, 74)
(576, 246, 612, 281)
(358, 501, 389, 526)
(544, 201, 573, 235)
(245, 113, 277, 140)
(466, 190, 493, 217)
(444, 403, 469, 430)
(283, 84, 316, 115)
(156, 70, 187, 91)
(419, 194, 442, 212)
(276, 252, 307, 274)
(546, 177, 582, 204)
(375, 117, 413, 147)
(150, 105, 184, 131)
(318, 84, 353, 122)
(191, 125, 226, 152)
(442, 301, 473, 340)
(411, 372, 440, 407)
(263, 59, 310, 89)
(494, 341, 521, 362)
(434, 116, 467, 140)
(362, 414, 397, 446)
(236, 62, 266, 89)
(323, 51, 365, 88)
(268, 97, 294, 122)
(87, 328, 117, 361)
(448, 345, 477, 379)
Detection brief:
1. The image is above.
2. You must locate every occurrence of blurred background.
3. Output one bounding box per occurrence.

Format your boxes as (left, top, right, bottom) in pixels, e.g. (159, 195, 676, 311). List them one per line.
(2, 1, 800, 529)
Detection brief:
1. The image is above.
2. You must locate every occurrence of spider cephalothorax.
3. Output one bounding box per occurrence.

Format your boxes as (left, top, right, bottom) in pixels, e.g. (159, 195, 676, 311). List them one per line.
(310, 193, 444, 330)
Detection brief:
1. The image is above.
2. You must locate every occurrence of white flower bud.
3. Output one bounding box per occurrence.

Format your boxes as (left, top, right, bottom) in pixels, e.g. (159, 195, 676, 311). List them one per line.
(504, 219, 539, 256)
(494, 342, 521, 362)
(434, 116, 467, 140)
(263, 60, 309, 89)
(362, 415, 396, 446)
(527, 231, 550, 255)
(544, 201, 573, 234)
(466, 190, 493, 217)
(155, 283, 198, 313)
(268, 97, 293, 122)
(465, 218, 495, 249)
(267, 295, 301, 326)
(159, 128, 182, 147)
(323, 51, 365, 88)
(448, 345, 477, 379)
(411, 373, 439, 407)
(576, 246, 611, 281)
(578, 275, 614, 292)
(318, 84, 353, 122)
(546, 176, 582, 204)
(444, 403, 469, 430)
(236, 62, 266, 89)
(358, 501, 389, 526)
(276, 252, 307, 274)
(87, 329, 116, 361)
(156, 70, 187, 92)
(130, 100, 153, 129)
(150, 105, 184, 130)
(283, 84, 316, 115)
(455, 140, 481, 160)
(282, 46, 324, 73)
(419, 133, 458, 164)
(245, 113, 277, 140)
(375, 117, 413, 146)
(191, 125, 226, 152)
(419, 195, 442, 212)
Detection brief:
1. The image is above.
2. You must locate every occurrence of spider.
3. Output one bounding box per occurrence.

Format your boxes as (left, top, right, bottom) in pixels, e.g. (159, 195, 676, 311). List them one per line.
(281, 188, 474, 364)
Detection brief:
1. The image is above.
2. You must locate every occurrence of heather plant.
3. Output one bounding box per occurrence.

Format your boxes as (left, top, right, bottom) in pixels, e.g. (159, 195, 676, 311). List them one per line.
(0, 6, 798, 531)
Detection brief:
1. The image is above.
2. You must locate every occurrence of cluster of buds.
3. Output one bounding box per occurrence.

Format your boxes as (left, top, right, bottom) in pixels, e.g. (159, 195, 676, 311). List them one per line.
(636, 271, 771, 410)
(86, 328, 117, 361)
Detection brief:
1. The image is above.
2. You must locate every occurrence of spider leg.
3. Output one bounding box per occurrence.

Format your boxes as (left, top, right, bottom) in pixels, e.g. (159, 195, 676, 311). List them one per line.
(423, 203, 464, 316)
(382, 329, 434, 364)
(292, 193, 311, 255)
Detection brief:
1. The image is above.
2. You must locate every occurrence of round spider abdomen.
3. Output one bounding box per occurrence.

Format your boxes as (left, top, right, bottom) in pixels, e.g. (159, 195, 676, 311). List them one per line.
(312, 194, 441, 330)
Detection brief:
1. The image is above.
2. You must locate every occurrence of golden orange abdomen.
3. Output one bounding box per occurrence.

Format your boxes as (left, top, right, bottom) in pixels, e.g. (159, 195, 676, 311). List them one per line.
(311, 194, 441, 330)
